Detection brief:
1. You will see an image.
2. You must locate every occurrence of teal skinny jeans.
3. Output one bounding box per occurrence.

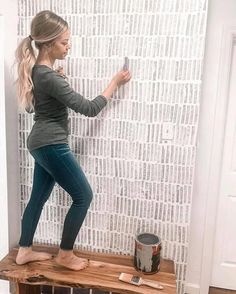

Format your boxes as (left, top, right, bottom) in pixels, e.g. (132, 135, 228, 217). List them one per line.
(19, 144, 93, 250)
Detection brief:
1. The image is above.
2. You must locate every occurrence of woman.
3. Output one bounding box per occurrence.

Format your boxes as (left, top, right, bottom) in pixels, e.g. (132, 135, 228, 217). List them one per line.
(15, 10, 131, 270)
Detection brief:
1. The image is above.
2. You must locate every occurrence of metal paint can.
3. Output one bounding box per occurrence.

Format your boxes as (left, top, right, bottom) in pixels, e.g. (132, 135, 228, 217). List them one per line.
(134, 233, 161, 274)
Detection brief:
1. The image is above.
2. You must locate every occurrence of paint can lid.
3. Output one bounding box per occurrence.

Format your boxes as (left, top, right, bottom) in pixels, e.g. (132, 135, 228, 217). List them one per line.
(135, 232, 161, 246)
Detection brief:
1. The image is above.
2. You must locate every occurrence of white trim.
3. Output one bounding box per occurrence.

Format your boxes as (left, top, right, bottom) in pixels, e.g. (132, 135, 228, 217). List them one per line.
(184, 283, 200, 294)
(199, 25, 236, 292)
(0, 15, 9, 294)
(1, 0, 20, 251)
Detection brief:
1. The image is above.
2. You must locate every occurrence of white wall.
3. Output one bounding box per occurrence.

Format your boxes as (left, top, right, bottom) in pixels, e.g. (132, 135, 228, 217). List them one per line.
(0, 1, 19, 293)
(0, 8, 19, 294)
(0, 4, 20, 294)
(0, 14, 10, 294)
(185, 0, 236, 293)
(0, 0, 20, 251)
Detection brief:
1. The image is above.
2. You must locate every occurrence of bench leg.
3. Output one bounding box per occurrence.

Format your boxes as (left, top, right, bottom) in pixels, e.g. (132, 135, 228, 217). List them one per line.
(16, 283, 41, 294)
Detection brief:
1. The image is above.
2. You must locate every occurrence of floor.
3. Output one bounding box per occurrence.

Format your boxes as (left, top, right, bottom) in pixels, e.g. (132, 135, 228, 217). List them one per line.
(209, 287, 236, 294)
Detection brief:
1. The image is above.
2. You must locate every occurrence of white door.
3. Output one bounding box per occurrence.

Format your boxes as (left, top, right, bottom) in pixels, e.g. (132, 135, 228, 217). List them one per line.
(211, 40, 236, 290)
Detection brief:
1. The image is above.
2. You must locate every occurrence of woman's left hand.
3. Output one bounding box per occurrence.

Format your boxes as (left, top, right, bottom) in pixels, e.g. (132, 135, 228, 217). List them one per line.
(55, 66, 67, 79)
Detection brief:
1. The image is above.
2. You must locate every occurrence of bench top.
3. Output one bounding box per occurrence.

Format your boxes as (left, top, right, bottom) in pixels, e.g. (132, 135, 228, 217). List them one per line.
(0, 245, 176, 294)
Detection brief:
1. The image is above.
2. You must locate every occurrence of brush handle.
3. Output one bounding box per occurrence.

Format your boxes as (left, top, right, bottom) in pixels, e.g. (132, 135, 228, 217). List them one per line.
(123, 57, 129, 70)
(142, 279, 163, 290)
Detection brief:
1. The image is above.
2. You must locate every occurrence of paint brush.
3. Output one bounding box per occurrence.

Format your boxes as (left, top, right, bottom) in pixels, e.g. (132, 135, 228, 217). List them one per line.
(123, 56, 129, 71)
(119, 273, 164, 290)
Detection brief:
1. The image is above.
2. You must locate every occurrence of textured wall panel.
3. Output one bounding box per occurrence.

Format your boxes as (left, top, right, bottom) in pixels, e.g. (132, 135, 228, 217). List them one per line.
(18, 1, 208, 293)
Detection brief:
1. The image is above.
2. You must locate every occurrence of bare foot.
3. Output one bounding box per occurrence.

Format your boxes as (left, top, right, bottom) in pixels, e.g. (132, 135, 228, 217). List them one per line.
(16, 247, 52, 265)
(55, 249, 89, 271)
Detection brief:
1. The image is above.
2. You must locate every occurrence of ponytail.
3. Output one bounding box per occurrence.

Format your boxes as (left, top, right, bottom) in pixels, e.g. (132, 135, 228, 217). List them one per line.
(15, 36, 36, 112)
(15, 10, 68, 112)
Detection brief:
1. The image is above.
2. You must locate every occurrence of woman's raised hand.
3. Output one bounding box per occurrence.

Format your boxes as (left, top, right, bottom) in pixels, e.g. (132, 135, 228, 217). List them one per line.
(101, 70, 132, 100)
(112, 70, 132, 87)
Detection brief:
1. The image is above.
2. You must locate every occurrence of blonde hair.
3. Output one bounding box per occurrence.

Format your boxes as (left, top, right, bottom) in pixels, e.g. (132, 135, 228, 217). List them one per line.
(15, 10, 68, 112)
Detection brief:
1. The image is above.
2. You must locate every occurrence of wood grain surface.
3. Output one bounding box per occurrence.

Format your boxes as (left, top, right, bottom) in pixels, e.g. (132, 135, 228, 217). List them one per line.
(0, 245, 176, 294)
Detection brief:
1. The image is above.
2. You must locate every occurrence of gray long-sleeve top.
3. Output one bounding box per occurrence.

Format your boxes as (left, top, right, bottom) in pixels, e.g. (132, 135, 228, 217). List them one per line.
(27, 65, 107, 151)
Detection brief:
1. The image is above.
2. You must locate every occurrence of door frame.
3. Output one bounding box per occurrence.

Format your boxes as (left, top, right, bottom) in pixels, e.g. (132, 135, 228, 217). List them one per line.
(199, 25, 236, 293)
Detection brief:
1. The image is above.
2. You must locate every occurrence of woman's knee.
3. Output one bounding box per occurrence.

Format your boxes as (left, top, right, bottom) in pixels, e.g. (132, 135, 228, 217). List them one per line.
(86, 189, 93, 206)
(73, 186, 93, 208)
(82, 180, 93, 207)
(86, 185, 93, 205)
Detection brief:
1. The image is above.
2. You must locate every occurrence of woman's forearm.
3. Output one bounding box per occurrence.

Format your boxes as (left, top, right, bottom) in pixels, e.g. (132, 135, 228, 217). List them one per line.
(101, 79, 118, 99)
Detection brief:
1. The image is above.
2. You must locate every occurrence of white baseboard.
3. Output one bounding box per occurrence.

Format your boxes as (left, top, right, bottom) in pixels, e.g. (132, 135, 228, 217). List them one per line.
(0, 280, 9, 294)
(184, 283, 200, 294)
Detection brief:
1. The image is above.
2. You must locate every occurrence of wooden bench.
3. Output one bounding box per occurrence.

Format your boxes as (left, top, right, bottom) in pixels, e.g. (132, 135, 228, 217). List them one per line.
(0, 244, 176, 294)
